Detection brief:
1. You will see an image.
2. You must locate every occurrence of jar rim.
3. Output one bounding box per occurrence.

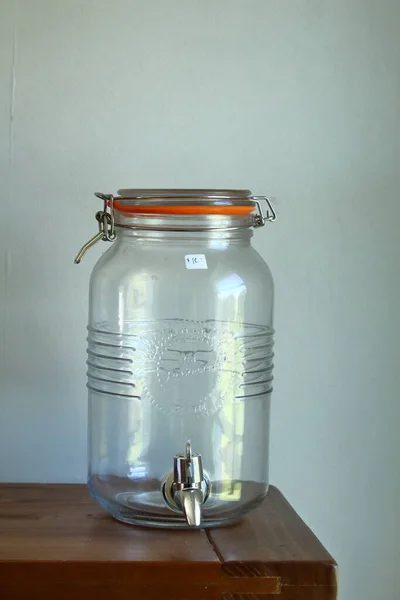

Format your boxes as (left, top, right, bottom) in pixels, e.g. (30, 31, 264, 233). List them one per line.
(114, 189, 254, 215)
(117, 189, 252, 199)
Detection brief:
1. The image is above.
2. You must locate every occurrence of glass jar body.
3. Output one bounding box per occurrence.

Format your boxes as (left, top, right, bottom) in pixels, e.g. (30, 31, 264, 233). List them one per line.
(87, 224, 274, 528)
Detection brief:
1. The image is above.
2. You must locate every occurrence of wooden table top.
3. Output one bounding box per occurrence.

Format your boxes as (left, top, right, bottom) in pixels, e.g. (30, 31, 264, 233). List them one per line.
(0, 484, 337, 600)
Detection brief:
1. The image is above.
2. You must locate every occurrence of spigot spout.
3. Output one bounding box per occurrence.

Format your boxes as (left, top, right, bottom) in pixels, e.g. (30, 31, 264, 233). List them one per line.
(175, 488, 204, 527)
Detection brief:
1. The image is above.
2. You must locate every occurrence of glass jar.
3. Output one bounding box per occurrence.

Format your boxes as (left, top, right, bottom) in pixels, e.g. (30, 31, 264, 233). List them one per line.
(75, 189, 276, 528)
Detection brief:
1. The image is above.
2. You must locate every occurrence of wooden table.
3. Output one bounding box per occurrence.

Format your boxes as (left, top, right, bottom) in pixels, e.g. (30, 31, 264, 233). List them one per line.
(0, 484, 337, 599)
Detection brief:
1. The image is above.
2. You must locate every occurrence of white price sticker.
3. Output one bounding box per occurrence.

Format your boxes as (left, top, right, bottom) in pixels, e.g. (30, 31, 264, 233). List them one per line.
(185, 254, 208, 270)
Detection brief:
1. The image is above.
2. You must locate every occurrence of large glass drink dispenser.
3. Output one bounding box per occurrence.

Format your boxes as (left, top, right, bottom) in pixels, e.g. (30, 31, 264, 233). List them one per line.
(75, 190, 276, 528)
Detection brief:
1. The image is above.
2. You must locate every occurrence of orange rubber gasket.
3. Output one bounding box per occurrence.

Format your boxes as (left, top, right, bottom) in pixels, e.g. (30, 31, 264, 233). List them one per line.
(114, 200, 254, 215)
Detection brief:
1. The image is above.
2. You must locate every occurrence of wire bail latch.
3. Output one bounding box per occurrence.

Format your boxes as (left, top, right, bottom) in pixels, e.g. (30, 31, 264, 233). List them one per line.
(74, 194, 116, 264)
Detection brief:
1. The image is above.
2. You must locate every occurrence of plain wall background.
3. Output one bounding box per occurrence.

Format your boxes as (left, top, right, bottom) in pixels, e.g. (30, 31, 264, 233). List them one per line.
(1, 1, 399, 598)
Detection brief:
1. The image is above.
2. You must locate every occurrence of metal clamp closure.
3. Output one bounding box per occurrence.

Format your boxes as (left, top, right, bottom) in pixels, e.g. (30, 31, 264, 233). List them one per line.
(74, 193, 277, 263)
(251, 196, 277, 227)
(74, 194, 116, 264)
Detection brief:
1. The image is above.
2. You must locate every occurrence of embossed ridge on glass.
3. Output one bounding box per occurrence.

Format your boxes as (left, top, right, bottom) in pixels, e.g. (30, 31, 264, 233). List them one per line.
(87, 319, 274, 415)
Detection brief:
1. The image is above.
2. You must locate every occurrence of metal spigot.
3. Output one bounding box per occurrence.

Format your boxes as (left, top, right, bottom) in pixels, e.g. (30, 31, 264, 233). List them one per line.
(162, 442, 209, 527)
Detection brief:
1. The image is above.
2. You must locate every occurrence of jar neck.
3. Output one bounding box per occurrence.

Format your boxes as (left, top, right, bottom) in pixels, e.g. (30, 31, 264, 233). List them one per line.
(114, 213, 254, 246)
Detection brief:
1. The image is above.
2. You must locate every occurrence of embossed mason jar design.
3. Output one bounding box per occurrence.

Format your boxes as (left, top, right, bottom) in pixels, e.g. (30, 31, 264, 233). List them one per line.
(75, 190, 276, 528)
